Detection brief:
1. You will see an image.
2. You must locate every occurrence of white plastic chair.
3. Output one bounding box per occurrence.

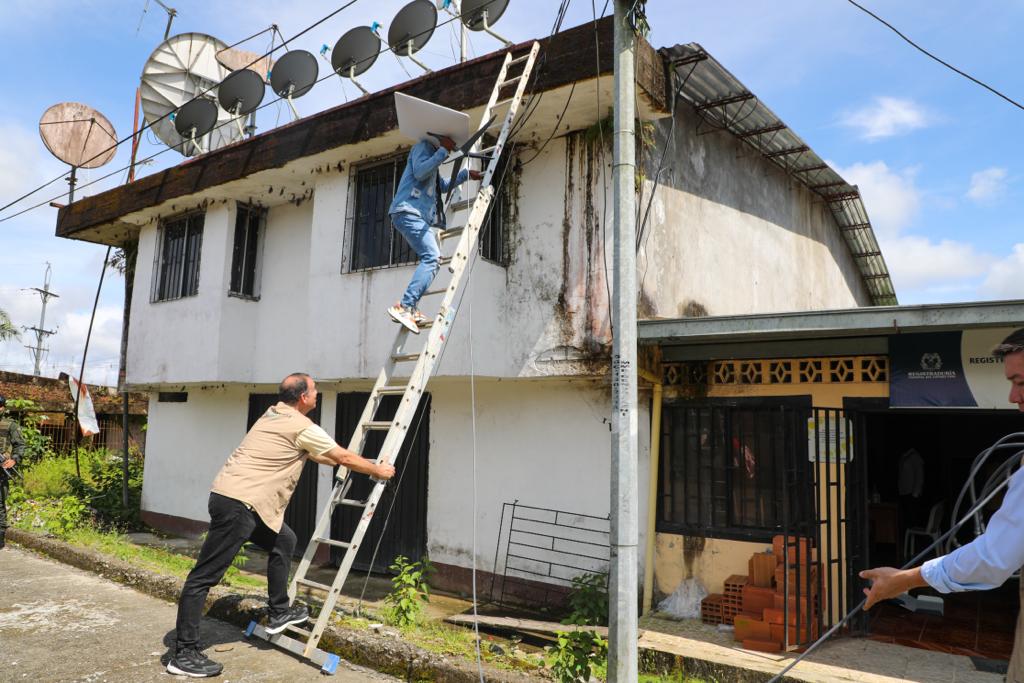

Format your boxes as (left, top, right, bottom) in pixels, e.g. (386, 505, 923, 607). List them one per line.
(904, 501, 944, 560)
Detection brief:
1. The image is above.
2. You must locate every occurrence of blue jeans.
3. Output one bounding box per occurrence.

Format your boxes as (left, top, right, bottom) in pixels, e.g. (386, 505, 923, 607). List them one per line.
(391, 211, 440, 309)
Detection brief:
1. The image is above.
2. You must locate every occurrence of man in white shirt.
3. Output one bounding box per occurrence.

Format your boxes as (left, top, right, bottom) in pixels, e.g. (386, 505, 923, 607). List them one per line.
(861, 329, 1024, 681)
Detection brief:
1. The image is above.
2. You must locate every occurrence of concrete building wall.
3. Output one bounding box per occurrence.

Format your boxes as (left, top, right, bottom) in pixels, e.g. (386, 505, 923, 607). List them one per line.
(637, 104, 872, 318)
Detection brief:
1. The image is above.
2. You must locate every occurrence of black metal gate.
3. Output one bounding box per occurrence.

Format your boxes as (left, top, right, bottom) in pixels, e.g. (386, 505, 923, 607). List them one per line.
(246, 393, 322, 557)
(330, 392, 429, 573)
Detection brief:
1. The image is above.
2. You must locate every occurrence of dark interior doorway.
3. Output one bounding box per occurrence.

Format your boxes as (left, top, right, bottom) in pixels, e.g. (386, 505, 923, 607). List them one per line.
(861, 408, 1023, 660)
(331, 392, 430, 574)
(247, 393, 322, 557)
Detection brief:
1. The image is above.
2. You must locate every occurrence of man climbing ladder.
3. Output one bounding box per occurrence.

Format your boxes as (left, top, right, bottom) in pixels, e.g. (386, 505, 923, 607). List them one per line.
(248, 40, 540, 675)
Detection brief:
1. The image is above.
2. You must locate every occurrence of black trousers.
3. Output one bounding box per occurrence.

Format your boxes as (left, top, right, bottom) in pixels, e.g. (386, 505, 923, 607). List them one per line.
(174, 492, 297, 651)
(0, 481, 8, 535)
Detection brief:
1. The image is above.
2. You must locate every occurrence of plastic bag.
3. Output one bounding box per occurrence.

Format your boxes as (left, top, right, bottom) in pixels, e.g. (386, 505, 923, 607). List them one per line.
(656, 577, 708, 620)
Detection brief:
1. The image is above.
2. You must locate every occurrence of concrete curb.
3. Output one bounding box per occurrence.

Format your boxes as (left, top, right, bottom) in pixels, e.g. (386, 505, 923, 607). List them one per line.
(7, 529, 548, 682)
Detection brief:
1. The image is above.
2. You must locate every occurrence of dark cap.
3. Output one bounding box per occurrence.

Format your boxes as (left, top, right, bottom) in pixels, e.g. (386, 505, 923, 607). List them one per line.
(0, 395, 6, 406)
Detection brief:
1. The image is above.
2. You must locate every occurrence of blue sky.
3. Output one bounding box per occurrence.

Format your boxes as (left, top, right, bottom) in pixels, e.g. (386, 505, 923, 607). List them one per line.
(0, 0, 1021, 385)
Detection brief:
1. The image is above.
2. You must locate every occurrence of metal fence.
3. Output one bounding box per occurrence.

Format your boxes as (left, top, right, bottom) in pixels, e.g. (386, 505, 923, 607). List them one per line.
(490, 502, 610, 609)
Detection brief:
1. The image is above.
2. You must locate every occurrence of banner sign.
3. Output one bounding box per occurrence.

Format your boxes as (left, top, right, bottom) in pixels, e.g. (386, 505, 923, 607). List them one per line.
(890, 328, 1018, 409)
(68, 376, 100, 436)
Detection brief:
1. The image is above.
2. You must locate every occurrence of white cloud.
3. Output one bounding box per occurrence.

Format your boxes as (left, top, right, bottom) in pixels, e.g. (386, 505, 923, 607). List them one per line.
(882, 235, 994, 291)
(832, 160, 919, 238)
(840, 97, 931, 140)
(967, 167, 1008, 202)
(981, 243, 1024, 300)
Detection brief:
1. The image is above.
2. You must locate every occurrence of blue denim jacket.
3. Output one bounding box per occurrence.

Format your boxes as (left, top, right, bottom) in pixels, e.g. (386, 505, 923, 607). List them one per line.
(388, 140, 469, 224)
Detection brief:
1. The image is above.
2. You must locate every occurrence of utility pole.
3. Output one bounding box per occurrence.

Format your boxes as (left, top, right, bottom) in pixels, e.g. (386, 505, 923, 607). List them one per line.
(24, 263, 59, 376)
(609, 1, 638, 681)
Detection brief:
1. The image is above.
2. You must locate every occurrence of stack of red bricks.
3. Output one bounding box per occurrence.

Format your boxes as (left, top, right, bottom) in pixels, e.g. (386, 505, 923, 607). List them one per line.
(698, 535, 821, 653)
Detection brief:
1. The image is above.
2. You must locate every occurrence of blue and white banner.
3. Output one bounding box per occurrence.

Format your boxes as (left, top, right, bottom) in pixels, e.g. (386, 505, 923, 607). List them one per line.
(889, 328, 1019, 409)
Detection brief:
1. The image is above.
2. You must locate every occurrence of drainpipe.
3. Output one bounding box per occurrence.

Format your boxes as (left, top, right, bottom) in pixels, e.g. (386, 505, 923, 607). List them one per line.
(638, 368, 662, 616)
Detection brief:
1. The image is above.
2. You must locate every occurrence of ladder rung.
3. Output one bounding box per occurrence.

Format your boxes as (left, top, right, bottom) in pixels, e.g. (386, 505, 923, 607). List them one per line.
(508, 54, 531, 66)
(418, 319, 434, 329)
(286, 624, 312, 638)
(314, 536, 352, 549)
(338, 498, 367, 508)
(501, 74, 524, 87)
(363, 420, 392, 430)
(376, 385, 408, 395)
(492, 97, 516, 108)
(439, 256, 453, 266)
(440, 227, 463, 240)
(421, 287, 450, 296)
(295, 578, 334, 593)
(392, 353, 421, 362)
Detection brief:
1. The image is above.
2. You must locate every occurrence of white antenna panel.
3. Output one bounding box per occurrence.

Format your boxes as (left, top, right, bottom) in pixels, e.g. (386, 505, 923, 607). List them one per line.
(141, 32, 242, 156)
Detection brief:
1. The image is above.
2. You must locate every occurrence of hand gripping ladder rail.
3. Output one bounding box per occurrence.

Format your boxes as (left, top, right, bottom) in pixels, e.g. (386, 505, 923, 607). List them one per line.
(246, 40, 540, 674)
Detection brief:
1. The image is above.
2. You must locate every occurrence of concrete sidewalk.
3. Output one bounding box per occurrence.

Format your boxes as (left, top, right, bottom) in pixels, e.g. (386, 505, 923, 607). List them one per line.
(0, 545, 399, 682)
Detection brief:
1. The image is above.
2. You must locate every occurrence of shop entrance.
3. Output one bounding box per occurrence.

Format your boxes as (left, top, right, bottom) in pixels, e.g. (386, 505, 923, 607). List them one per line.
(858, 405, 1022, 661)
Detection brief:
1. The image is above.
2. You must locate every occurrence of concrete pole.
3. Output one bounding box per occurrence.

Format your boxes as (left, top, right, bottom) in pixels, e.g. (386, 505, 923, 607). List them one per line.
(609, 1, 638, 681)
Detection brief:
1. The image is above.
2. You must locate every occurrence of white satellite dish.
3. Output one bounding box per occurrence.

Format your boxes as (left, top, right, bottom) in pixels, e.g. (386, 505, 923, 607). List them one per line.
(140, 32, 242, 156)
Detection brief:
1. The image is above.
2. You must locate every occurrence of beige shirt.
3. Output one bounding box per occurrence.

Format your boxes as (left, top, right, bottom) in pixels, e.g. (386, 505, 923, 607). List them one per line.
(211, 402, 341, 532)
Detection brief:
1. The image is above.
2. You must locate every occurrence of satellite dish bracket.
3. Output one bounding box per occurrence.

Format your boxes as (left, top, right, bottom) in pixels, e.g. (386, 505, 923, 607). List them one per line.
(348, 65, 370, 95)
(284, 84, 300, 121)
(183, 125, 207, 156)
(479, 10, 512, 47)
(403, 39, 432, 73)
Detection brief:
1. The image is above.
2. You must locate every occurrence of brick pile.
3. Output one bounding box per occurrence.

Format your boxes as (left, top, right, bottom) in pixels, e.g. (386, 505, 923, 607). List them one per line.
(699, 535, 821, 653)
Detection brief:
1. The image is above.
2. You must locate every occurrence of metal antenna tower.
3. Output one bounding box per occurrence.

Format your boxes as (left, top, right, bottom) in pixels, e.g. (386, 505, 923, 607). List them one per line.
(24, 263, 59, 376)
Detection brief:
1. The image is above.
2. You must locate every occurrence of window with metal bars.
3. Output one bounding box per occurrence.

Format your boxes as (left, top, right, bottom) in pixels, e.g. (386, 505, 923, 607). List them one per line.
(151, 211, 204, 302)
(347, 152, 510, 271)
(229, 203, 265, 299)
(657, 398, 811, 542)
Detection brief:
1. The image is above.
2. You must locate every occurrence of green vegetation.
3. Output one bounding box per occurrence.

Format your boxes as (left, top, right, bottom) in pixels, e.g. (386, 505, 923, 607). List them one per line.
(546, 572, 610, 682)
(383, 555, 432, 627)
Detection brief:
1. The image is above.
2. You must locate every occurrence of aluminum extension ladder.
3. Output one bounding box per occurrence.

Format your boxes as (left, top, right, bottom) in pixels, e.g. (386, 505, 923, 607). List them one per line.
(246, 40, 540, 674)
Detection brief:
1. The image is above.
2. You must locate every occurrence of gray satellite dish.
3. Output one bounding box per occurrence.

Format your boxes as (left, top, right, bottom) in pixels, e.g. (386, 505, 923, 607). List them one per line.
(389, 1, 437, 73)
(332, 26, 380, 96)
(174, 98, 218, 156)
(461, 0, 512, 44)
(270, 50, 318, 120)
(218, 68, 265, 137)
(39, 102, 118, 202)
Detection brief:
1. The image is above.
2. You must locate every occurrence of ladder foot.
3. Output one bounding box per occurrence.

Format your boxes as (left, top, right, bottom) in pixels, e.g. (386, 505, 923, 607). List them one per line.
(245, 620, 258, 637)
(321, 654, 341, 675)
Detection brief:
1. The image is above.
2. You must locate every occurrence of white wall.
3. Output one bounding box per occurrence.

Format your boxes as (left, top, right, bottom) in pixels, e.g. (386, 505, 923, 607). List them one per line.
(425, 377, 652, 579)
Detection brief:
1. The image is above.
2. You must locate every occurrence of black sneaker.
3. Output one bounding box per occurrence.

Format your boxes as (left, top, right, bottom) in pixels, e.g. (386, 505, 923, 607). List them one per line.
(266, 604, 309, 634)
(165, 647, 223, 677)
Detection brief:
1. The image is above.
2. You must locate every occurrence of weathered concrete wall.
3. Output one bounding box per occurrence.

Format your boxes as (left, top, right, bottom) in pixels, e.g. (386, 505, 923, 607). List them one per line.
(636, 103, 872, 318)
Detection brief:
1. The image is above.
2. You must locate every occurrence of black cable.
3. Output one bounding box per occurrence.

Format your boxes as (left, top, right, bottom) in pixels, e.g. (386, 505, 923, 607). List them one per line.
(846, 0, 1024, 112)
(0, 1, 504, 225)
(768, 439, 1024, 683)
(0, 2, 360, 216)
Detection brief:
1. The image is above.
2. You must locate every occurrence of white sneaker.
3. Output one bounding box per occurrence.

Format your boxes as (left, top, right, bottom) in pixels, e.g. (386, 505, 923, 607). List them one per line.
(387, 304, 420, 334)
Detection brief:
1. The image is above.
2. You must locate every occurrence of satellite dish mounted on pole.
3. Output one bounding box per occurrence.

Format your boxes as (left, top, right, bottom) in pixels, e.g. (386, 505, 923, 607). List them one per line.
(461, 0, 512, 46)
(38, 103, 118, 203)
(270, 50, 319, 121)
(388, 0, 438, 74)
(331, 26, 381, 96)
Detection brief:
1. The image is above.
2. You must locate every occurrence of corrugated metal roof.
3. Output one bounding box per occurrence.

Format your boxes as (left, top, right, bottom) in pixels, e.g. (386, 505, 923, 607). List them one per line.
(660, 43, 898, 306)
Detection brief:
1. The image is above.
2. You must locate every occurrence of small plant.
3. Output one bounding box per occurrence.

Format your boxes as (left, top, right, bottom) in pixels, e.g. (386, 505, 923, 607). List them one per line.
(384, 555, 432, 627)
(5, 398, 53, 464)
(564, 572, 609, 627)
(549, 629, 608, 683)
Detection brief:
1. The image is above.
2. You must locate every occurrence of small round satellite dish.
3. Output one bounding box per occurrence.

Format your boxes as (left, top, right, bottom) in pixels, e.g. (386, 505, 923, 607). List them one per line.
(218, 69, 265, 115)
(174, 99, 218, 139)
(270, 50, 318, 99)
(39, 102, 118, 168)
(332, 27, 381, 78)
(461, 0, 510, 30)
(388, 0, 437, 55)
(141, 32, 242, 155)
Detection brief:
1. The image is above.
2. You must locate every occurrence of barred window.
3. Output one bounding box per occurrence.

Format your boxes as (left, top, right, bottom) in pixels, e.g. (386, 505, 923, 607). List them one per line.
(657, 399, 810, 542)
(229, 203, 266, 299)
(152, 211, 204, 302)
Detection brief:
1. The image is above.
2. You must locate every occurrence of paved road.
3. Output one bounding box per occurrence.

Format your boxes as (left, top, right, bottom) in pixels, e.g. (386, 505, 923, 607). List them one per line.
(0, 545, 399, 682)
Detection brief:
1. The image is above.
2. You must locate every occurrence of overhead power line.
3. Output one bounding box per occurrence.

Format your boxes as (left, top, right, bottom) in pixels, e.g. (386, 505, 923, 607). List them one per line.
(846, 0, 1024, 112)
